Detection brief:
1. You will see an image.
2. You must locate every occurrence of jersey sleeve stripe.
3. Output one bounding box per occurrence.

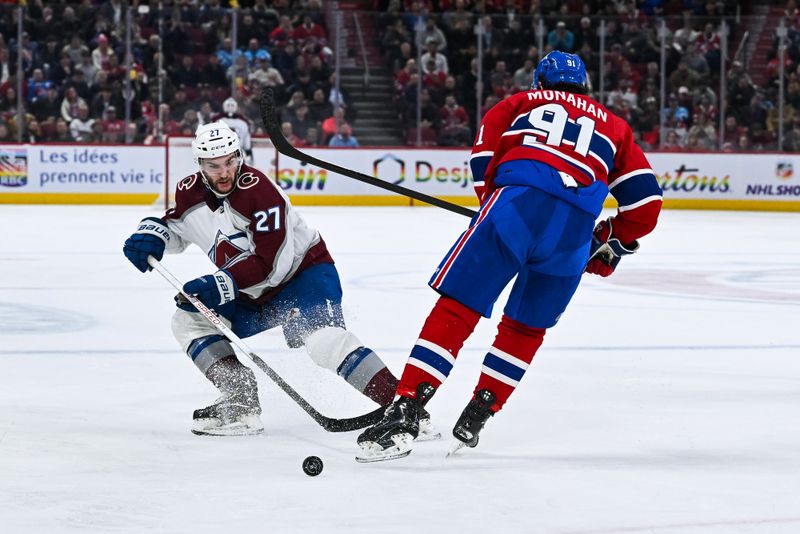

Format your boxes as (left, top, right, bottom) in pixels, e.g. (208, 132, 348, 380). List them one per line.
(617, 194, 663, 212)
(610, 169, 655, 189)
(594, 130, 617, 155)
(610, 171, 662, 208)
(589, 150, 610, 174)
(470, 156, 492, 184)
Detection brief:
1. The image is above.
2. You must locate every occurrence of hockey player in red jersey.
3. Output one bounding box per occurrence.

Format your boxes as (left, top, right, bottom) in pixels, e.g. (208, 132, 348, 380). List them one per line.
(357, 51, 663, 462)
(123, 122, 435, 436)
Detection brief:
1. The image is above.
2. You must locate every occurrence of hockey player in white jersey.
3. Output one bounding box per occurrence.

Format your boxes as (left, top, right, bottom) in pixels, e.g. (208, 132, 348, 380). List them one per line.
(122, 122, 438, 437)
(213, 98, 254, 164)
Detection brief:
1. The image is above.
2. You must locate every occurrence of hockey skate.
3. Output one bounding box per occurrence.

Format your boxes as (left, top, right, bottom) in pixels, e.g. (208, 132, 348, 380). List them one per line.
(417, 407, 442, 442)
(191, 390, 264, 437)
(447, 389, 496, 456)
(355, 383, 435, 463)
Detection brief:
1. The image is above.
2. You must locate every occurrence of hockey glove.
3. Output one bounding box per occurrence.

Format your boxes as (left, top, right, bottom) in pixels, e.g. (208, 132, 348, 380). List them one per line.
(182, 270, 238, 318)
(123, 217, 171, 272)
(585, 219, 639, 277)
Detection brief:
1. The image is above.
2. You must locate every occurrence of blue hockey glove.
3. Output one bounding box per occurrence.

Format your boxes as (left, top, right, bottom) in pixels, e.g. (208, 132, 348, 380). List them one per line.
(123, 217, 171, 272)
(585, 219, 639, 277)
(182, 270, 238, 317)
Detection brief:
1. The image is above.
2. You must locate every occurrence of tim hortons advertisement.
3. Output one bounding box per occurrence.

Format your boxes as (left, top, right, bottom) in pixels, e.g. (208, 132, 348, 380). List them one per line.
(646, 153, 800, 206)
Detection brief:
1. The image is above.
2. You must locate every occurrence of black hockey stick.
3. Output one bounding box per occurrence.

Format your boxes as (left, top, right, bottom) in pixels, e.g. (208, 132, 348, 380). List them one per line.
(148, 257, 384, 432)
(259, 87, 478, 218)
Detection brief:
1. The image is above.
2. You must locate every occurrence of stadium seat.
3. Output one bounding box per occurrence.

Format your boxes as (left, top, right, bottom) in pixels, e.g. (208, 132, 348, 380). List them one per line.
(405, 127, 438, 146)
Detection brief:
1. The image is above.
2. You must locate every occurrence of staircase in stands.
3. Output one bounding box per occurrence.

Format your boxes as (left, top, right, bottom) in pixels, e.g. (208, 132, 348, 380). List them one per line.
(327, 1, 405, 146)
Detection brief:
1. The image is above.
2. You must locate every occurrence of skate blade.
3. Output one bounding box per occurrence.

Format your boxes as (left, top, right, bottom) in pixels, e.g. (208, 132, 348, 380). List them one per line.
(191, 426, 264, 436)
(415, 429, 442, 442)
(192, 416, 264, 437)
(446, 440, 467, 457)
(415, 420, 442, 442)
(355, 433, 413, 463)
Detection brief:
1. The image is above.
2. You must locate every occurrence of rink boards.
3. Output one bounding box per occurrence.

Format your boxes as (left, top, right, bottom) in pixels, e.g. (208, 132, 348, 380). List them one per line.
(1, 143, 799, 211)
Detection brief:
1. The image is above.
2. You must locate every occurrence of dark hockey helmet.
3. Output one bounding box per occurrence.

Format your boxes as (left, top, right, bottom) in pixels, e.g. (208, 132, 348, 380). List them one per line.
(532, 50, 588, 91)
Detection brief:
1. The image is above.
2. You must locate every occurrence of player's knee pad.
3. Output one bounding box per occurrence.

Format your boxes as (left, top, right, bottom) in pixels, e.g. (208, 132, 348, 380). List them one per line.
(172, 309, 220, 349)
(303, 326, 363, 371)
(172, 309, 234, 374)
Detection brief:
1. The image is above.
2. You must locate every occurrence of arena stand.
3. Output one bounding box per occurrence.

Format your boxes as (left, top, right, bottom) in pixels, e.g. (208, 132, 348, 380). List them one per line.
(0, 0, 796, 152)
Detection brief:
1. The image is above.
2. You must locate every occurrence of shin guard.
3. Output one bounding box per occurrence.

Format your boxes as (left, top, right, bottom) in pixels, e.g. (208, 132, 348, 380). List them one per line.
(474, 315, 545, 412)
(398, 297, 481, 398)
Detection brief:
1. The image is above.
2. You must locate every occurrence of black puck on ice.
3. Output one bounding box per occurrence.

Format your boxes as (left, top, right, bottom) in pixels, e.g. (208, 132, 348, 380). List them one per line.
(302, 456, 323, 476)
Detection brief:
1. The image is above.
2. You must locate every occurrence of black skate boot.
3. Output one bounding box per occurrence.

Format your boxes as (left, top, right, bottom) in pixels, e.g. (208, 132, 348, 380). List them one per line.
(192, 356, 264, 436)
(355, 383, 436, 462)
(192, 389, 264, 436)
(448, 389, 496, 455)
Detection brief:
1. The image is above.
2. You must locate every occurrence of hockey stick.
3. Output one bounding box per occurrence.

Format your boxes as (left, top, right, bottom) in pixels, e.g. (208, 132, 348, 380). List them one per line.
(147, 256, 384, 432)
(259, 87, 478, 218)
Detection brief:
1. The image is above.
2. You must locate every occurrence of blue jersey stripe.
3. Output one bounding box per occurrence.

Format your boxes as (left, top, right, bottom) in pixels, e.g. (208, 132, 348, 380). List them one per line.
(470, 155, 492, 183)
(483, 353, 526, 383)
(611, 172, 662, 208)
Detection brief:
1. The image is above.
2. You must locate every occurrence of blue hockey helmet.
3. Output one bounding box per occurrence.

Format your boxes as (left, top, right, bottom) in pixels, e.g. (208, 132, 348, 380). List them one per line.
(532, 50, 588, 90)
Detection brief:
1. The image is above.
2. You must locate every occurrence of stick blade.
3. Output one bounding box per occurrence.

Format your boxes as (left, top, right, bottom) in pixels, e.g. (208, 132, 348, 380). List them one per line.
(321, 406, 385, 433)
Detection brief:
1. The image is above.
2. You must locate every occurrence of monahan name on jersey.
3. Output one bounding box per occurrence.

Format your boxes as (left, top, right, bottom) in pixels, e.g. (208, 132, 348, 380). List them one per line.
(470, 88, 663, 244)
(162, 164, 332, 304)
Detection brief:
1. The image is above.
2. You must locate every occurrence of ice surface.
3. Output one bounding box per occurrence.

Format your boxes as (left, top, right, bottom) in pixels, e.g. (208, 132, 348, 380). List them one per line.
(1, 205, 799, 533)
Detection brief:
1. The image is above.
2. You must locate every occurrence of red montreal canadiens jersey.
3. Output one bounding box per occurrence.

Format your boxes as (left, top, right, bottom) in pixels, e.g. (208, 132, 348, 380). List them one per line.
(163, 164, 332, 305)
(470, 89, 662, 243)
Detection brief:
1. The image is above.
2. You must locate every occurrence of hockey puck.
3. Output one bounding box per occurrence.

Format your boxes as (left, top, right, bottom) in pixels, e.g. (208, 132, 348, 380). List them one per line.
(302, 456, 323, 477)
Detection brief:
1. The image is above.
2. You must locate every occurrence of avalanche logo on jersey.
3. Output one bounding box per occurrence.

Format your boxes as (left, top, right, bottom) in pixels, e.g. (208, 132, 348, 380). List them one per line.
(208, 229, 250, 269)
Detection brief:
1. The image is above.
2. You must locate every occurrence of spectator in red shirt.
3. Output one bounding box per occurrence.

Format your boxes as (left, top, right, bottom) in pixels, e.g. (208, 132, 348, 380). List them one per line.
(270, 16, 294, 47)
(438, 95, 471, 146)
(422, 58, 447, 95)
(395, 59, 418, 93)
(281, 121, 303, 147)
(290, 15, 327, 45)
(101, 106, 125, 143)
(321, 107, 348, 143)
(105, 54, 126, 84)
(158, 103, 181, 137)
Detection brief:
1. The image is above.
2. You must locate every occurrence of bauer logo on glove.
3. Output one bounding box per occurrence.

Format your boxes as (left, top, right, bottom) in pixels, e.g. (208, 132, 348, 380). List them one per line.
(182, 270, 239, 318)
(123, 217, 170, 273)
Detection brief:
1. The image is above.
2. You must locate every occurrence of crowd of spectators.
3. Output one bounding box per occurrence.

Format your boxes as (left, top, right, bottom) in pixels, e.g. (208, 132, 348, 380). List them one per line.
(0, 0, 797, 152)
(372, 0, 797, 152)
(0, 0, 354, 147)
